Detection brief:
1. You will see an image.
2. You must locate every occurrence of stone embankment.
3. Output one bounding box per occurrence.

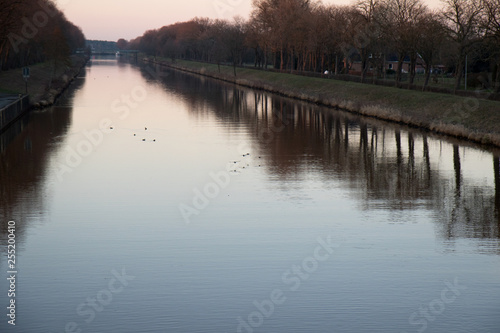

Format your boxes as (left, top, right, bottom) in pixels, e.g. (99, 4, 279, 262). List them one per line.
(0, 56, 88, 131)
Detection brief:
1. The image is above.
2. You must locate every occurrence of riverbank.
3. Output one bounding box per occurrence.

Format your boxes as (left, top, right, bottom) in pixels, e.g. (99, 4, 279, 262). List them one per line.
(0, 55, 88, 109)
(145, 57, 500, 148)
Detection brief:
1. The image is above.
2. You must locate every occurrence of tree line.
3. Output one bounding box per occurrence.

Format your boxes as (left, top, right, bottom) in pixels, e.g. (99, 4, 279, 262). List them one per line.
(124, 0, 500, 92)
(0, 0, 86, 71)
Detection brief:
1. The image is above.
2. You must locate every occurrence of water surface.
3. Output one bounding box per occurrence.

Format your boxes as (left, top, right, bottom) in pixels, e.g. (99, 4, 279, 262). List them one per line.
(1, 57, 499, 332)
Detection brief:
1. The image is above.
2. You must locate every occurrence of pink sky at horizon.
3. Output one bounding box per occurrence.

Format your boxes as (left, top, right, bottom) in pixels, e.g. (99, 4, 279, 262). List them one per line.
(54, 0, 444, 41)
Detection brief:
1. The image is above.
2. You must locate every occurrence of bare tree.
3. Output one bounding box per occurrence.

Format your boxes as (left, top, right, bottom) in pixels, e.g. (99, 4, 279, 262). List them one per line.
(0, 0, 84, 71)
(379, 0, 427, 86)
(251, 0, 311, 70)
(417, 11, 447, 89)
(249, 0, 277, 69)
(246, 16, 265, 68)
(224, 17, 247, 76)
(481, 0, 500, 91)
(353, 0, 382, 82)
(205, 19, 228, 70)
(325, 5, 353, 75)
(441, 0, 484, 92)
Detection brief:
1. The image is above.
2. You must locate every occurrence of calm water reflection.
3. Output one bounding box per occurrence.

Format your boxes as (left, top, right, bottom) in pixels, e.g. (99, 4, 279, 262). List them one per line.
(1, 57, 499, 332)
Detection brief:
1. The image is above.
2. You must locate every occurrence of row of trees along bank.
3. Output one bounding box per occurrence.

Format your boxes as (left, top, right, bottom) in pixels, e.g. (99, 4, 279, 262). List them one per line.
(121, 0, 500, 93)
(0, 0, 85, 72)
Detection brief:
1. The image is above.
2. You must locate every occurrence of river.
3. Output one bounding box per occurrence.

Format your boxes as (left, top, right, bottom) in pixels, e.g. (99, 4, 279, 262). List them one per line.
(1, 56, 499, 332)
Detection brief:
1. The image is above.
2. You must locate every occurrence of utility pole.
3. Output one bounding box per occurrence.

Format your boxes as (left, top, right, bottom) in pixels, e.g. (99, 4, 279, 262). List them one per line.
(23, 67, 30, 94)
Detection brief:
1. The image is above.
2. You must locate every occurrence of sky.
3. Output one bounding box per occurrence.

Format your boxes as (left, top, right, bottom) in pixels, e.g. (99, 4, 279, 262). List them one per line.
(54, 0, 443, 42)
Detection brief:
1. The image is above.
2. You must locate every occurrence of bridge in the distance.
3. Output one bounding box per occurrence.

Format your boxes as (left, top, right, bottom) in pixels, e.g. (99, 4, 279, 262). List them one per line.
(91, 50, 140, 56)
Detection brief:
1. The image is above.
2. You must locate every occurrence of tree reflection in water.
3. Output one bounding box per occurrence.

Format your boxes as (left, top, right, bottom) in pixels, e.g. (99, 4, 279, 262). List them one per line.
(139, 65, 500, 251)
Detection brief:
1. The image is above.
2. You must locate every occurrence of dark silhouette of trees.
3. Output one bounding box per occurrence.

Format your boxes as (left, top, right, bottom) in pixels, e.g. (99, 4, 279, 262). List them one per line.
(481, 0, 500, 91)
(250, 0, 313, 71)
(128, 0, 499, 92)
(351, 0, 383, 82)
(417, 12, 447, 89)
(117, 39, 129, 50)
(0, 0, 24, 69)
(441, 0, 484, 92)
(224, 17, 247, 76)
(378, 0, 427, 86)
(0, 0, 85, 71)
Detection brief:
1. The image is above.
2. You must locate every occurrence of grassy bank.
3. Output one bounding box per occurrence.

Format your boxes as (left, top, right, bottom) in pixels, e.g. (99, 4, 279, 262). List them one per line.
(0, 55, 88, 108)
(147, 57, 500, 147)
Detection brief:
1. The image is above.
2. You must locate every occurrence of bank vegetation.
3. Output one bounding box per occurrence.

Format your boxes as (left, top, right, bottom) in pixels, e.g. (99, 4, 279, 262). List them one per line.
(146, 57, 500, 147)
(0, 0, 85, 72)
(122, 0, 500, 94)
